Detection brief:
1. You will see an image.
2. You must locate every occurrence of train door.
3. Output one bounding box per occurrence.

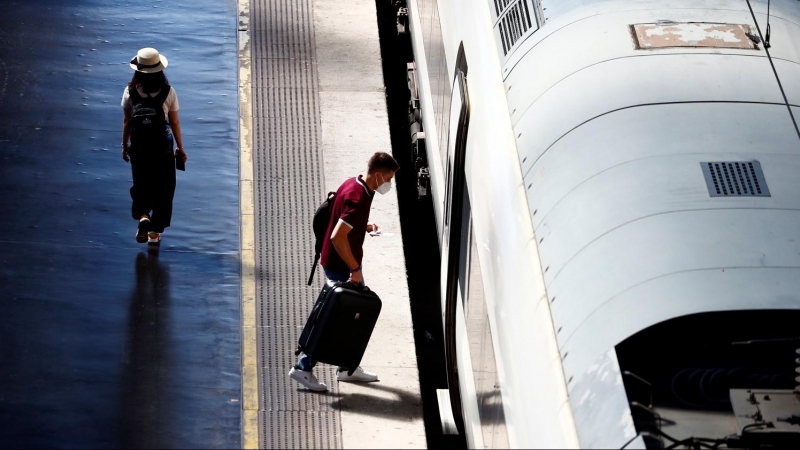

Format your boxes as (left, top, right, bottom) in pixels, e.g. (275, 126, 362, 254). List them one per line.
(441, 45, 470, 437)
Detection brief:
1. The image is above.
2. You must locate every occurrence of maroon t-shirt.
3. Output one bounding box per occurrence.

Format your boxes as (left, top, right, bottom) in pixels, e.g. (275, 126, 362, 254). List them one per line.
(320, 176, 374, 273)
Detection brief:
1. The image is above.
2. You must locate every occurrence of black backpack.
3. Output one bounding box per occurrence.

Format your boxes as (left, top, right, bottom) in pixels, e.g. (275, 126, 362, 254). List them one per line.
(129, 86, 170, 151)
(307, 191, 336, 285)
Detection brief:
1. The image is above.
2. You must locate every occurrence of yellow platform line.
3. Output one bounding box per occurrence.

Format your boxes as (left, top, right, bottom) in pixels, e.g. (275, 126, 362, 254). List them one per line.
(237, 0, 258, 448)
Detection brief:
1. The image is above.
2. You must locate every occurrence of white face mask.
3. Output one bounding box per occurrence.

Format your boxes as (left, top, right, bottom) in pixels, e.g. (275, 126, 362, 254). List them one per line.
(376, 172, 392, 195)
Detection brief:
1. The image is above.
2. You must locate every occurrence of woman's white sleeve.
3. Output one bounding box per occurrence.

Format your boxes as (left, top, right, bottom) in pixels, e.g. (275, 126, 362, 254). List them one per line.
(121, 87, 132, 111)
(168, 87, 180, 112)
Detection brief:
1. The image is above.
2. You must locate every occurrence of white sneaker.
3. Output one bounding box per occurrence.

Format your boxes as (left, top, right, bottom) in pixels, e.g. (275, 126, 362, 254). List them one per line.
(288, 367, 328, 392)
(337, 366, 378, 382)
(136, 217, 150, 243)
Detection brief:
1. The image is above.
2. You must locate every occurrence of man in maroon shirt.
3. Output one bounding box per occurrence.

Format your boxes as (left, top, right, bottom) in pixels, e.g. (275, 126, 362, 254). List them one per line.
(289, 152, 400, 392)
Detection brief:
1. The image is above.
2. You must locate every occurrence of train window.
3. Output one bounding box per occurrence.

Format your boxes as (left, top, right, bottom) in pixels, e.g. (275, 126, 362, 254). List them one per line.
(459, 188, 472, 308)
(440, 43, 467, 174)
(443, 69, 466, 239)
(442, 45, 473, 438)
(447, 73, 465, 172)
(465, 202, 510, 449)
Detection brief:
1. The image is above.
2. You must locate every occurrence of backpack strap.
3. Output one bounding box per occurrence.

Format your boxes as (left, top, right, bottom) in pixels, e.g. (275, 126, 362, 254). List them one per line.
(129, 85, 170, 107)
(306, 191, 337, 286)
(307, 254, 319, 286)
(128, 85, 143, 105)
(156, 86, 171, 123)
(155, 85, 171, 107)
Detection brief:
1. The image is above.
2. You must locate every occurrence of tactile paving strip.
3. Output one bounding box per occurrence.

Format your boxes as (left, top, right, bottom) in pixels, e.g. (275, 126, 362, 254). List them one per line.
(249, 0, 341, 448)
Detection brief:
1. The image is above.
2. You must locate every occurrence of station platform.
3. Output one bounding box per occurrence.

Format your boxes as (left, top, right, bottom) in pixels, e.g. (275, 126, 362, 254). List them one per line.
(0, 0, 241, 447)
(238, 0, 427, 448)
(0, 0, 423, 447)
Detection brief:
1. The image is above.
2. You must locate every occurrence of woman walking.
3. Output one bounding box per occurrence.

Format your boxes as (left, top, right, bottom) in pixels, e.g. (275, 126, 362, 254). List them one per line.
(121, 47, 188, 245)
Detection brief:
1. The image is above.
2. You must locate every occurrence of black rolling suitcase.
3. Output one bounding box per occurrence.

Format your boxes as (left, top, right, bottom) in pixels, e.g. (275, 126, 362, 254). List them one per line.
(296, 281, 382, 371)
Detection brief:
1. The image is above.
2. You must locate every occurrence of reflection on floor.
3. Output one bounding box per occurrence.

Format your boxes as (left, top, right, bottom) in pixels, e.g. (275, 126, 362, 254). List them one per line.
(0, 0, 241, 447)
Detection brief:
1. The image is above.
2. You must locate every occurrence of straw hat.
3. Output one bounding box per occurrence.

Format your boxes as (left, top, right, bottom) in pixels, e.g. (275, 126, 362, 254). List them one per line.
(129, 47, 169, 73)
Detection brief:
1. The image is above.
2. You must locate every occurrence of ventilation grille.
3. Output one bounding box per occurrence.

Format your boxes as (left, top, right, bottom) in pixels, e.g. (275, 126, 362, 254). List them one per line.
(497, 0, 534, 55)
(701, 161, 771, 197)
(494, 0, 515, 15)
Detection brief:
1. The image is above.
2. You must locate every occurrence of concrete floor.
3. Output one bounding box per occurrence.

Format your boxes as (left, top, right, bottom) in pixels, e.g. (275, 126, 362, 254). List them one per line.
(237, 0, 427, 446)
(313, 0, 426, 447)
(0, 0, 241, 447)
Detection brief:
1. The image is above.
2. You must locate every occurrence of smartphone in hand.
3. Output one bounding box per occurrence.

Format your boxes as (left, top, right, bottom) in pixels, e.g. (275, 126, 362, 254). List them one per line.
(176, 157, 186, 171)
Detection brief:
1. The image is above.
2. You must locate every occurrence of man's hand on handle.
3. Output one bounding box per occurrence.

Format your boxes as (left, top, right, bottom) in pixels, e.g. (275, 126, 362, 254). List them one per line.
(348, 269, 363, 285)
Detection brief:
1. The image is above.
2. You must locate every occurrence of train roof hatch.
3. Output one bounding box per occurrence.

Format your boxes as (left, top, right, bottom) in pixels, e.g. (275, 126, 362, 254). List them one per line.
(631, 22, 759, 50)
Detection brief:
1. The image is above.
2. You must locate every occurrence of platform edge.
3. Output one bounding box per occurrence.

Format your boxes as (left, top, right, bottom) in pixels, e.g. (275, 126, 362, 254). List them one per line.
(238, 0, 258, 448)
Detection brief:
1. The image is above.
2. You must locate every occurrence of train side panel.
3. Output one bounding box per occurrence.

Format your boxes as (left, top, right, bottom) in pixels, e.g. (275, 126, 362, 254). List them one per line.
(407, 0, 580, 447)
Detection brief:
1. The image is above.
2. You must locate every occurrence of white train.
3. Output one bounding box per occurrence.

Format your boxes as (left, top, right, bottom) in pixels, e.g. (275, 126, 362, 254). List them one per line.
(396, 0, 800, 448)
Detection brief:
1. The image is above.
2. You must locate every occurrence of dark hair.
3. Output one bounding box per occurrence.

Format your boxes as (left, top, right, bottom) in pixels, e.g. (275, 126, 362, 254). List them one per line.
(367, 152, 400, 174)
(128, 71, 169, 94)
